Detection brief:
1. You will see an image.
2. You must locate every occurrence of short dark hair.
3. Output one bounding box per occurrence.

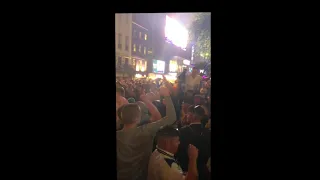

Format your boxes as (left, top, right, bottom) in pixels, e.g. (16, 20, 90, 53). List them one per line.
(188, 105, 205, 118)
(156, 125, 180, 139)
(116, 87, 125, 97)
(121, 103, 141, 124)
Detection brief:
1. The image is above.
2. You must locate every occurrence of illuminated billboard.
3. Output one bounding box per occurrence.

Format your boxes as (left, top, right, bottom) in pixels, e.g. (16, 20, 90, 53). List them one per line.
(165, 15, 188, 50)
(169, 60, 178, 72)
(153, 60, 165, 74)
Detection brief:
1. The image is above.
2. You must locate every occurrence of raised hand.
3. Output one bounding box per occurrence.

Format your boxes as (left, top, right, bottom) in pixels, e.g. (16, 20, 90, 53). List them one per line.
(188, 144, 199, 161)
(159, 86, 170, 97)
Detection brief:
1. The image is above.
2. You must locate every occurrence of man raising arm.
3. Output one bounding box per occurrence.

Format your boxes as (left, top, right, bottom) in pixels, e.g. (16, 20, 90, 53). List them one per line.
(142, 86, 177, 135)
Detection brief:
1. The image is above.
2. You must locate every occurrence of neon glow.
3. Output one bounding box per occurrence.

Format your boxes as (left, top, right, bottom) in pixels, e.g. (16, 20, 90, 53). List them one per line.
(183, 60, 190, 65)
(165, 16, 188, 50)
(153, 60, 165, 74)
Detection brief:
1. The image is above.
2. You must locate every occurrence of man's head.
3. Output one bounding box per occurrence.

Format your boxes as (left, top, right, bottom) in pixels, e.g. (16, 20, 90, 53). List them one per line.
(187, 105, 205, 123)
(192, 67, 199, 76)
(136, 101, 150, 123)
(121, 103, 141, 125)
(146, 92, 155, 101)
(156, 125, 180, 154)
(117, 105, 126, 122)
(116, 87, 125, 98)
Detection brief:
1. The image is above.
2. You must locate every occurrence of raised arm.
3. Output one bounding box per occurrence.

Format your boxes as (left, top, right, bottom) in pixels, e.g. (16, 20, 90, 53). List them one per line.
(141, 86, 177, 135)
(140, 94, 161, 122)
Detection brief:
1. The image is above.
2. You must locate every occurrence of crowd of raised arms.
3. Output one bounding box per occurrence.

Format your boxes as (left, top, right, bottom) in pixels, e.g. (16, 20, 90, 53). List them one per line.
(116, 67, 212, 180)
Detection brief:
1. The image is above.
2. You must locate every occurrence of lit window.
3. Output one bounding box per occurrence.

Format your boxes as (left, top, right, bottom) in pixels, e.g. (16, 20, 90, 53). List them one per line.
(139, 45, 141, 52)
(144, 34, 147, 40)
(133, 44, 136, 52)
(139, 32, 142, 39)
(144, 47, 146, 55)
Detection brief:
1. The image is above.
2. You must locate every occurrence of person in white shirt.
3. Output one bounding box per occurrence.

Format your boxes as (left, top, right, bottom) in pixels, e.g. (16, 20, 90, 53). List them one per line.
(148, 125, 199, 180)
(185, 67, 202, 93)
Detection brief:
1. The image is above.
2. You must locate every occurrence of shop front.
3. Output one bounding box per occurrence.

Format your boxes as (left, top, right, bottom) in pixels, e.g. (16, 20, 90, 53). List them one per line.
(133, 58, 148, 78)
(148, 60, 166, 80)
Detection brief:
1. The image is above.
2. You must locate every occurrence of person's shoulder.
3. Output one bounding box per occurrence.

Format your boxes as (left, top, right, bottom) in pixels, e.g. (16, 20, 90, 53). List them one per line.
(179, 126, 191, 135)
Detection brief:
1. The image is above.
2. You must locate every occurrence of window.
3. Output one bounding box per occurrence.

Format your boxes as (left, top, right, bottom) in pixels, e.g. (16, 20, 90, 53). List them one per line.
(139, 45, 141, 52)
(144, 47, 146, 55)
(132, 58, 136, 66)
(125, 36, 129, 51)
(133, 30, 137, 38)
(133, 44, 136, 52)
(117, 57, 122, 66)
(139, 32, 142, 39)
(144, 34, 147, 40)
(118, 34, 122, 49)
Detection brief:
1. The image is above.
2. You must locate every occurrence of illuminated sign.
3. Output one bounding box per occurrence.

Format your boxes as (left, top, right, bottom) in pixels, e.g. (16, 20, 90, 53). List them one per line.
(153, 60, 165, 74)
(169, 60, 178, 72)
(183, 60, 190, 65)
(165, 16, 188, 50)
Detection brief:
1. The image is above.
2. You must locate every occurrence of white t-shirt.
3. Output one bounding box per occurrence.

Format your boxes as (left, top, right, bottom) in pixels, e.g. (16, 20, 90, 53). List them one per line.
(185, 74, 202, 92)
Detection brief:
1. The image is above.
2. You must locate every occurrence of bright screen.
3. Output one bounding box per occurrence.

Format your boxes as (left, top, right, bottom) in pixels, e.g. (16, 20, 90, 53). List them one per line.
(153, 60, 165, 74)
(165, 15, 188, 50)
(169, 60, 178, 72)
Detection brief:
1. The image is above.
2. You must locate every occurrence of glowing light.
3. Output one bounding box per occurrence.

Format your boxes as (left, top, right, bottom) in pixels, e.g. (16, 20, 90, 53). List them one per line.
(135, 74, 142, 78)
(183, 60, 190, 65)
(164, 74, 177, 82)
(165, 16, 188, 50)
(156, 74, 163, 79)
(169, 60, 177, 72)
(153, 60, 165, 74)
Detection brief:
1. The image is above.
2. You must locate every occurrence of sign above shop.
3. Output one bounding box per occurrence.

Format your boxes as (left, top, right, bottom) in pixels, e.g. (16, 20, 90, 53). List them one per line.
(153, 60, 165, 74)
(183, 60, 190, 65)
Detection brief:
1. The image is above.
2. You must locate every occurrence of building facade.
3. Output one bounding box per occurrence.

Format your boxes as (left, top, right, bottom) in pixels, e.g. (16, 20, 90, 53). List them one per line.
(128, 13, 192, 80)
(131, 14, 152, 78)
(115, 13, 132, 76)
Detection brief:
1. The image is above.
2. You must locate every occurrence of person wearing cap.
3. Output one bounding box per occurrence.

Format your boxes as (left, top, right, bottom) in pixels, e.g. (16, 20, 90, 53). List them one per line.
(176, 105, 211, 180)
(148, 125, 199, 180)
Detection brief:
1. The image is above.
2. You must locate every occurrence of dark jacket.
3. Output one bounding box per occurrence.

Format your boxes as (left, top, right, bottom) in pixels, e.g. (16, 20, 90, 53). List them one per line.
(176, 123, 211, 180)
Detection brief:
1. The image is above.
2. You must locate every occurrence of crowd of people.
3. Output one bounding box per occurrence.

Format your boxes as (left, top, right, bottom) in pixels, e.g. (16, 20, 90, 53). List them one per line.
(116, 67, 212, 180)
